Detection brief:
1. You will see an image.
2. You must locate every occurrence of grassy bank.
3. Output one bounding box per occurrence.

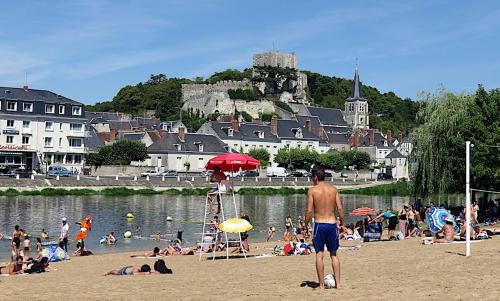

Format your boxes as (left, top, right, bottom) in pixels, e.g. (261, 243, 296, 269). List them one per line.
(341, 181, 411, 196)
(0, 182, 411, 197)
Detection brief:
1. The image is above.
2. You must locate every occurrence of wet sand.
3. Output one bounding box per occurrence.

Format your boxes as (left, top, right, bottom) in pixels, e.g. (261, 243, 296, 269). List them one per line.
(1, 236, 499, 300)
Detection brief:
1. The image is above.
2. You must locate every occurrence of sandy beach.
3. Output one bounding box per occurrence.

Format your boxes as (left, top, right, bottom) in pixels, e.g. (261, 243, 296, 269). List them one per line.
(1, 235, 499, 301)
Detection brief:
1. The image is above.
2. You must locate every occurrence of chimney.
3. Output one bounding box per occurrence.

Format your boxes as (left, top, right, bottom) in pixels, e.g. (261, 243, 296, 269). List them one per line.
(369, 129, 375, 146)
(23, 85, 29, 92)
(159, 129, 166, 138)
(253, 118, 262, 125)
(318, 123, 324, 140)
(271, 116, 278, 136)
(231, 117, 239, 132)
(398, 132, 403, 143)
(178, 127, 185, 142)
(305, 119, 312, 132)
(109, 128, 116, 142)
(386, 130, 392, 145)
(151, 115, 157, 123)
(353, 130, 360, 148)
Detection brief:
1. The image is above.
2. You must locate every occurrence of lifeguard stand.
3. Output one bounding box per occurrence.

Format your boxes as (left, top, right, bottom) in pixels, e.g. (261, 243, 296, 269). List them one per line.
(199, 180, 245, 261)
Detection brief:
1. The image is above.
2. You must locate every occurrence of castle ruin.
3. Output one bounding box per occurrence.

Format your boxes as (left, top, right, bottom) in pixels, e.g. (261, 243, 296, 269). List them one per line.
(181, 51, 309, 118)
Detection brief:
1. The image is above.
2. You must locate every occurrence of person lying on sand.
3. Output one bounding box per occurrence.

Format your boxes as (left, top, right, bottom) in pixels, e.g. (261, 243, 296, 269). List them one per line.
(162, 245, 194, 256)
(0, 256, 24, 275)
(23, 257, 51, 274)
(104, 264, 153, 276)
(131, 247, 161, 258)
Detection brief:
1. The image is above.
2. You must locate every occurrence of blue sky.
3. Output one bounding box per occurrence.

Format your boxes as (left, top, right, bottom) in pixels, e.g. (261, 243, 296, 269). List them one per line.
(1, 1, 499, 104)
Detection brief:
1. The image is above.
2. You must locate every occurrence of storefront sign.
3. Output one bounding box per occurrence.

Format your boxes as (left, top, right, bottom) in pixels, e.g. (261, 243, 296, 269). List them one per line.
(0, 145, 32, 151)
(2, 129, 20, 135)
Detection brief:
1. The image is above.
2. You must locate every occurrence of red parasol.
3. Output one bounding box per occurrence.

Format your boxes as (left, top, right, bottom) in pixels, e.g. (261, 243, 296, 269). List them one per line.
(349, 207, 377, 216)
(205, 153, 260, 172)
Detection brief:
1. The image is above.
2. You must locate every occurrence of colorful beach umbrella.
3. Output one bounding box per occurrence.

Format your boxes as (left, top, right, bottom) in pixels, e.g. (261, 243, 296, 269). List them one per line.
(425, 207, 460, 233)
(205, 153, 260, 172)
(218, 218, 253, 233)
(350, 207, 377, 216)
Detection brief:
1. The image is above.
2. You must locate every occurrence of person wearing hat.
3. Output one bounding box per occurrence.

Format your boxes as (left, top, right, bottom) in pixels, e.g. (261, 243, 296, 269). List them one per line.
(434, 215, 455, 243)
(59, 217, 69, 252)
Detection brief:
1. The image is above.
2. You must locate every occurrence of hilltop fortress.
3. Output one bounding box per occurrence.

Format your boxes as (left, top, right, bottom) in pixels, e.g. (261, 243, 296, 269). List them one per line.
(181, 51, 309, 118)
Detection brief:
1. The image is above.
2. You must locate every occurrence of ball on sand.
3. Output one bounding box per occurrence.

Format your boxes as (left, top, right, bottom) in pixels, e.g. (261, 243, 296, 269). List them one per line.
(126, 213, 134, 218)
(124, 231, 132, 238)
(166, 216, 173, 221)
(324, 274, 336, 289)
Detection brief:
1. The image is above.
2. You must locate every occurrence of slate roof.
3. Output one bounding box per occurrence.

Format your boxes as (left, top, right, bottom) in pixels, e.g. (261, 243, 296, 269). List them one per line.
(86, 112, 121, 122)
(277, 119, 319, 140)
(346, 69, 368, 102)
(148, 133, 229, 154)
(0, 86, 82, 105)
(108, 120, 139, 131)
(84, 126, 104, 151)
(209, 122, 280, 143)
(327, 133, 350, 145)
(134, 117, 161, 130)
(385, 149, 406, 159)
(306, 106, 348, 126)
(360, 132, 388, 148)
(121, 133, 145, 141)
(324, 125, 350, 134)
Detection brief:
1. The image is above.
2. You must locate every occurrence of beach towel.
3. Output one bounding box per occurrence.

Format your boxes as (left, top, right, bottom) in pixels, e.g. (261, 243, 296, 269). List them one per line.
(41, 245, 70, 262)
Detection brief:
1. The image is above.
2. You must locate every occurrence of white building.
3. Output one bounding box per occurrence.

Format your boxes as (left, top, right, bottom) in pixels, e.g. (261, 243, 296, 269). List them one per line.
(0, 86, 86, 171)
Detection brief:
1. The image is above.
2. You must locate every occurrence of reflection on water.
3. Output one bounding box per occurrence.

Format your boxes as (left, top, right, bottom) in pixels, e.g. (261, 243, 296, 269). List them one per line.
(0, 193, 464, 259)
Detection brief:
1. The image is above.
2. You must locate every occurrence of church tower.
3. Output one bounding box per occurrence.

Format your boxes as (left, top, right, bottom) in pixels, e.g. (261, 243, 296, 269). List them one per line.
(344, 68, 369, 130)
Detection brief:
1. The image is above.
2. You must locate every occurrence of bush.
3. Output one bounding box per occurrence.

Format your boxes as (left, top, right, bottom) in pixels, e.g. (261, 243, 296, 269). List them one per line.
(274, 100, 294, 113)
(228, 88, 259, 101)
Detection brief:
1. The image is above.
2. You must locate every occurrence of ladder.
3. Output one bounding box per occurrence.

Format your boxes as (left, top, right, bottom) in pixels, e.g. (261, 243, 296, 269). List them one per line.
(199, 180, 245, 261)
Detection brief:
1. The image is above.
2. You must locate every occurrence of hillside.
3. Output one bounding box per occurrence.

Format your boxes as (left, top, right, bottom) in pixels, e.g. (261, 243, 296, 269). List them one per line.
(85, 69, 420, 134)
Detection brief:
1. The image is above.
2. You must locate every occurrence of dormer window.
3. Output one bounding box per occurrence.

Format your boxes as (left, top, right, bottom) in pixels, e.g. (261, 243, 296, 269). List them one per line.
(72, 106, 82, 116)
(228, 128, 234, 137)
(23, 102, 33, 112)
(45, 104, 55, 113)
(292, 128, 303, 138)
(173, 143, 181, 151)
(254, 131, 264, 139)
(198, 144, 204, 152)
(7, 101, 17, 111)
(59, 105, 65, 114)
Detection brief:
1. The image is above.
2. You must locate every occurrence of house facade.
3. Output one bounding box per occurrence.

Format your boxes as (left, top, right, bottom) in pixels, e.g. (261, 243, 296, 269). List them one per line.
(0, 86, 86, 171)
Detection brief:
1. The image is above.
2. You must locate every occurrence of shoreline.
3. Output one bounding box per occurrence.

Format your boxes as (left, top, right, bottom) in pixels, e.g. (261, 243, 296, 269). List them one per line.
(0, 181, 405, 197)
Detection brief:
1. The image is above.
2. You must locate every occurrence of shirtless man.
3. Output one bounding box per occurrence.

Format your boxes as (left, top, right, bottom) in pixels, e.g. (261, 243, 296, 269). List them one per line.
(12, 225, 22, 258)
(304, 167, 344, 289)
(434, 216, 455, 243)
(104, 264, 152, 276)
(0, 256, 24, 275)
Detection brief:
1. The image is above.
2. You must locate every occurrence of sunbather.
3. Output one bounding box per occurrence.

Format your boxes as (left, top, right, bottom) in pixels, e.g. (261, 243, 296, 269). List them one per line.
(433, 216, 455, 243)
(162, 245, 194, 256)
(0, 256, 24, 275)
(131, 247, 161, 258)
(104, 264, 152, 276)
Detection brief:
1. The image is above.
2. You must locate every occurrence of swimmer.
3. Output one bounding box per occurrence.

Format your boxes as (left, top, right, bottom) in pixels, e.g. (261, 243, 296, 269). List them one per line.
(267, 226, 274, 242)
(107, 232, 117, 244)
(40, 229, 49, 240)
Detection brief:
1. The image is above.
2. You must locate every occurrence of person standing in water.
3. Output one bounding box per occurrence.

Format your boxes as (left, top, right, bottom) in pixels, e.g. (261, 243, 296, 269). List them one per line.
(304, 167, 344, 289)
(12, 225, 22, 258)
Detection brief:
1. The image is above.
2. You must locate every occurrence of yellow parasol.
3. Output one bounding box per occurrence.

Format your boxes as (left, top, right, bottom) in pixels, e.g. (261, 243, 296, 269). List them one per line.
(218, 218, 253, 233)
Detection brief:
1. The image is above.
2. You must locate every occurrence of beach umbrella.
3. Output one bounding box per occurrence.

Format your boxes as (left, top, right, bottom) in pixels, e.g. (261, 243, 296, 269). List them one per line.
(350, 207, 377, 216)
(218, 218, 253, 233)
(205, 153, 260, 172)
(425, 207, 460, 233)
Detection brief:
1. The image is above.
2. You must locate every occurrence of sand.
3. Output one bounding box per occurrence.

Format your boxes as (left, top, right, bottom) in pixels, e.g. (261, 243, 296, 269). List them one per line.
(1, 236, 499, 301)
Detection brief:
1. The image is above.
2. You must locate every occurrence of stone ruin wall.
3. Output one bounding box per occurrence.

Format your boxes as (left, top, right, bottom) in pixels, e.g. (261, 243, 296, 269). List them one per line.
(181, 79, 252, 103)
(253, 51, 297, 69)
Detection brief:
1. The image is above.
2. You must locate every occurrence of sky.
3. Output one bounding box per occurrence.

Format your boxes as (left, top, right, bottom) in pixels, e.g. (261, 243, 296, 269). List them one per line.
(1, 0, 499, 104)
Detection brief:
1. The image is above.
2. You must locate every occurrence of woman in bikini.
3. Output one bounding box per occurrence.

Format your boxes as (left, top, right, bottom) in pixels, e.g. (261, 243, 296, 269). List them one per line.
(284, 215, 292, 237)
(398, 205, 409, 238)
(12, 225, 22, 258)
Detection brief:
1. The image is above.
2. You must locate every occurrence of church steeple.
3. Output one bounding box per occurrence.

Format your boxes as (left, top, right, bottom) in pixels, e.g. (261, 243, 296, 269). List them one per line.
(347, 68, 366, 101)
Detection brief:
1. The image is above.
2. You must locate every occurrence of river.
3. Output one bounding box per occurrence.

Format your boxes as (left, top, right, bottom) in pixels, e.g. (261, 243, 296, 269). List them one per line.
(0, 193, 464, 259)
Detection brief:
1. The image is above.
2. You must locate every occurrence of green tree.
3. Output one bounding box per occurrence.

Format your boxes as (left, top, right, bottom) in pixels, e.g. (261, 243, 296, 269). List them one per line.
(318, 151, 346, 171)
(274, 147, 320, 170)
(247, 148, 271, 167)
(410, 86, 500, 196)
(341, 150, 371, 170)
(86, 140, 149, 167)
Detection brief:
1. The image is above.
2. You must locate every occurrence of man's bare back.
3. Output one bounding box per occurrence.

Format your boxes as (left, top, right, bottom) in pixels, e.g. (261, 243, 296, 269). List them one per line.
(307, 182, 343, 224)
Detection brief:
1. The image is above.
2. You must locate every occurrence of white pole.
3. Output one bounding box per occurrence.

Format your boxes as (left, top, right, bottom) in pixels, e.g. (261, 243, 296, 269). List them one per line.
(465, 141, 471, 257)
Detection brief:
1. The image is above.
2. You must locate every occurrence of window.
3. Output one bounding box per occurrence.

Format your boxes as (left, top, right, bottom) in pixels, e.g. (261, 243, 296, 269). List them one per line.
(6, 136, 14, 144)
(70, 123, 83, 132)
(70, 138, 82, 147)
(74, 155, 82, 164)
(6, 120, 14, 127)
(44, 137, 53, 147)
(59, 105, 65, 114)
(59, 123, 63, 131)
(22, 120, 30, 128)
(45, 104, 55, 113)
(198, 144, 204, 152)
(45, 121, 53, 130)
(228, 129, 234, 137)
(72, 106, 82, 116)
(23, 102, 33, 112)
(198, 158, 204, 169)
(59, 138, 62, 147)
(22, 136, 30, 145)
(7, 101, 17, 111)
